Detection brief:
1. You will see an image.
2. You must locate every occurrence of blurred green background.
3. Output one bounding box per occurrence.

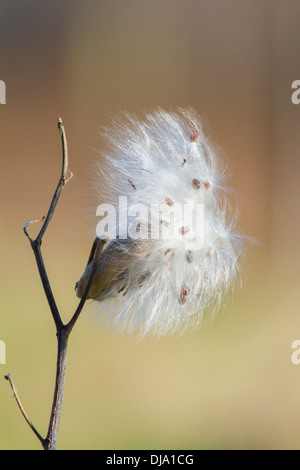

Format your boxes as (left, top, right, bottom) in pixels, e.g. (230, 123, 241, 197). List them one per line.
(1, 0, 300, 450)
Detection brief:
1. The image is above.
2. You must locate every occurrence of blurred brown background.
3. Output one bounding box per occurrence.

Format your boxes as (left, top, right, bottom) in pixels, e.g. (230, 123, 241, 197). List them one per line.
(0, 0, 300, 450)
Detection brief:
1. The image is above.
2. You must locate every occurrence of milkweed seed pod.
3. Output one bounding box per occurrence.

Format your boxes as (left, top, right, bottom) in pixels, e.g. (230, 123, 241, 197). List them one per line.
(76, 108, 247, 338)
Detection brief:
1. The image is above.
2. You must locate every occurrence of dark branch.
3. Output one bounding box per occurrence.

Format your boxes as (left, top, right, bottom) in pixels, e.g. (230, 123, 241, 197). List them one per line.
(36, 118, 69, 244)
(5, 374, 46, 448)
(5, 117, 100, 450)
(44, 329, 68, 450)
(32, 240, 63, 330)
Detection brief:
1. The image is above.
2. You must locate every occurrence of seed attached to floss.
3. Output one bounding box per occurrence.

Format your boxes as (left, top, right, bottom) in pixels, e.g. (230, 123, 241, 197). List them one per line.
(185, 250, 193, 263)
(80, 108, 248, 338)
(160, 219, 169, 227)
(128, 179, 137, 190)
(165, 197, 174, 207)
(192, 178, 201, 190)
(179, 226, 190, 236)
(190, 129, 199, 142)
(138, 270, 151, 287)
(179, 285, 190, 304)
(164, 248, 174, 272)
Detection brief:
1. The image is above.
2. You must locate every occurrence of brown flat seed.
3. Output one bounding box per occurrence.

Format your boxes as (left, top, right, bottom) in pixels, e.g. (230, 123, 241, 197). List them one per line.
(203, 181, 211, 190)
(179, 226, 190, 236)
(165, 197, 174, 207)
(138, 270, 151, 286)
(192, 178, 201, 190)
(164, 248, 174, 258)
(179, 285, 190, 304)
(128, 179, 136, 190)
(190, 129, 199, 142)
(184, 285, 190, 295)
(185, 250, 193, 263)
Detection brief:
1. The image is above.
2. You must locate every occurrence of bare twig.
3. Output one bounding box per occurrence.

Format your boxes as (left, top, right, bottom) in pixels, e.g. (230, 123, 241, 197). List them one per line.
(32, 241, 63, 331)
(5, 118, 97, 450)
(23, 117, 69, 331)
(35, 117, 69, 244)
(23, 217, 45, 244)
(4, 374, 45, 448)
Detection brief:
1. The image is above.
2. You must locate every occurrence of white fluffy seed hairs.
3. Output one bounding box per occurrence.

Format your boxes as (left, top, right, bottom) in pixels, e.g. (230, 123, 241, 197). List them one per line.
(76, 108, 248, 338)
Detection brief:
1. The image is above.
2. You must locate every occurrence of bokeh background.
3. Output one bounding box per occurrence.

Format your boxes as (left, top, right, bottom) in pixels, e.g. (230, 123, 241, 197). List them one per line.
(1, 0, 300, 450)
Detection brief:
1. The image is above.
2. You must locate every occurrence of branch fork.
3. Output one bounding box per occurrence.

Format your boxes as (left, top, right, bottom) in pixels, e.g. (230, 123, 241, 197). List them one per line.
(5, 118, 103, 450)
